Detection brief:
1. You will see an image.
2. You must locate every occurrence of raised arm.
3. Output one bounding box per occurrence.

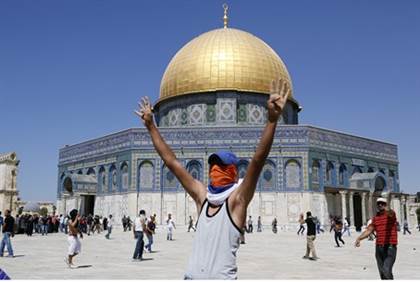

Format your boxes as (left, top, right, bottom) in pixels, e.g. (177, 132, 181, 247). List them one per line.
(228, 79, 290, 227)
(135, 97, 206, 208)
(232, 79, 290, 205)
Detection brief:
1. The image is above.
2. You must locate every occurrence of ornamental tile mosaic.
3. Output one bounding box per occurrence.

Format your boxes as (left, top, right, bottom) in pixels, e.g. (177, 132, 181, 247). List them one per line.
(188, 104, 206, 125)
(217, 98, 236, 124)
(247, 104, 265, 124)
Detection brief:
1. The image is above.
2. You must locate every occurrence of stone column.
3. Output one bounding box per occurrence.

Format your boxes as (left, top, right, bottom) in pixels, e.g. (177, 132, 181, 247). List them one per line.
(361, 192, 367, 225)
(391, 194, 402, 222)
(339, 191, 347, 221)
(349, 191, 354, 227)
(368, 192, 373, 219)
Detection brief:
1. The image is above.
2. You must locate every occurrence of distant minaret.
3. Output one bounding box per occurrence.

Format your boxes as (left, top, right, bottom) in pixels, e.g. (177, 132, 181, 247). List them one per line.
(0, 152, 20, 213)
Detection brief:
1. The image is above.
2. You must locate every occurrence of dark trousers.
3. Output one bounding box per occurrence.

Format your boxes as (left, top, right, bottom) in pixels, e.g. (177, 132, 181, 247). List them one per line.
(133, 231, 144, 259)
(375, 245, 397, 280)
(297, 225, 305, 235)
(334, 231, 345, 246)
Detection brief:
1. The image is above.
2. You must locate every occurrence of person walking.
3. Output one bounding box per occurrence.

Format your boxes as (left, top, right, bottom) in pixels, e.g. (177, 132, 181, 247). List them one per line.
(257, 216, 262, 232)
(300, 211, 319, 261)
(102, 216, 108, 231)
(105, 215, 114, 239)
(93, 215, 101, 234)
(127, 216, 132, 231)
(297, 214, 305, 235)
(122, 215, 128, 232)
(403, 220, 411, 235)
(65, 209, 83, 267)
(272, 217, 278, 234)
(134, 78, 290, 279)
(0, 210, 15, 257)
(132, 210, 146, 260)
(64, 215, 69, 234)
(41, 215, 48, 236)
(0, 211, 4, 235)
(329, 216, 336, 233)
(145, 215, 156, 252)
(247, 216, 253, 233)
(355, 197, 398, 280)
(166, 213, 176, 240)
(187, 216, 196, 232)
(86, 214, 93, 236)
(343, 217, 351, 236)
(315, 217, 324, 234)
(333, 219, 345, 247)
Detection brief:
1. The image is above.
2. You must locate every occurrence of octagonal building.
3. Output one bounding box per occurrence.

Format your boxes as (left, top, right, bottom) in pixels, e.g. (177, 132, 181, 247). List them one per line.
(57, 21, 405, 230)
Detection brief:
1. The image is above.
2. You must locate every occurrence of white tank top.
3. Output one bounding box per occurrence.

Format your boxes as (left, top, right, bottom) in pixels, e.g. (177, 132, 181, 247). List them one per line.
(184, 198, 242, 279)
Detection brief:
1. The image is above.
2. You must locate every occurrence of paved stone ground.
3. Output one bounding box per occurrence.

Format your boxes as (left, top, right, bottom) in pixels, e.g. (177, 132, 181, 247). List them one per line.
(0, 227, 419, 279)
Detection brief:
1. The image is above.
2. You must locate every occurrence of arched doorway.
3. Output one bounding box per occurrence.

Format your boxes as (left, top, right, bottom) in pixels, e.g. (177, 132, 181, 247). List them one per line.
(353, 193, 363, 231)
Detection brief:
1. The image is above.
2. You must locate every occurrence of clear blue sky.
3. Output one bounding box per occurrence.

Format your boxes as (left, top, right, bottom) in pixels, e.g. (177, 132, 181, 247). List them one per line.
(1, 0, 419, 202)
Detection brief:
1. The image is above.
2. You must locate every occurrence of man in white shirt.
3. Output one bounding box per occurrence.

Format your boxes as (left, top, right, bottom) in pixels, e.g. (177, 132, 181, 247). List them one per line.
(105, 215, 114, 239)
(132, 210, 146, 260)
(166, 213, 176, 241)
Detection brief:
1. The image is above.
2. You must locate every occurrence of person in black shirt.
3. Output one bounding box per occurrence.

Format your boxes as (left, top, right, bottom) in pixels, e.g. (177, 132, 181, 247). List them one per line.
(299, 211, 319, 261)
(0, 210, 15, 257)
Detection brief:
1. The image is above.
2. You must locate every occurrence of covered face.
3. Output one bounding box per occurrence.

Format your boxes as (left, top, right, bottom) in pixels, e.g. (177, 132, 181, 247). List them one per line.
(208, 150, 239, 188)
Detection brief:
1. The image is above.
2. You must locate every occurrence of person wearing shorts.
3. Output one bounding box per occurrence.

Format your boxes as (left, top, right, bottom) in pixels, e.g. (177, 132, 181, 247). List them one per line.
(65, 209, 83, 267)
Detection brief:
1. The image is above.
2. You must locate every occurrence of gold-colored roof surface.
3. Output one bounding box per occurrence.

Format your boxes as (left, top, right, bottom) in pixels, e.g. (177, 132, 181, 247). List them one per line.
(159, 28, 293, 102)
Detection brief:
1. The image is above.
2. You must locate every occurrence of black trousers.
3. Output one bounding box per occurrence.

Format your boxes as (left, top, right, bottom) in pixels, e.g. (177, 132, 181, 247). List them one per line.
(375, 245, 397, 280)
(334, 231, 345, 246)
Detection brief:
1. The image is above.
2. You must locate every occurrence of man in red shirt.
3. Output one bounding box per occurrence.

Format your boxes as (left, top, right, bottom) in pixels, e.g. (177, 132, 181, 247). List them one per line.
(355, 197, 398, 280)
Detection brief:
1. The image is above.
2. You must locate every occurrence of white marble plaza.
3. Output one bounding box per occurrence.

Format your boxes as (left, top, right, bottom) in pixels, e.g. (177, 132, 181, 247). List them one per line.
(1, 227, 419, 280)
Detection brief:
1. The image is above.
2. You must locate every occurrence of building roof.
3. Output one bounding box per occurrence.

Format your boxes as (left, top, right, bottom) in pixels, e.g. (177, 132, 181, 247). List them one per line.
(158, 28, 294, 105)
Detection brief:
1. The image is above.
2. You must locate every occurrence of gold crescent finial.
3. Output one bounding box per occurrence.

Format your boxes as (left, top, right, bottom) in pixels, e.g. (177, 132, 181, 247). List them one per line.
(223, 3, 228, 28)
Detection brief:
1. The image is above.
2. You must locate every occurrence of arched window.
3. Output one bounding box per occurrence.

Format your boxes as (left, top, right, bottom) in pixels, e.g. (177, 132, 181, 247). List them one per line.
(138, 161, 154, 191)
(374, 176, 386, 193)
(311, 160, 321, 184)
(339, 164, 347, 186)
(120, 162, 129, 190)
(237, 160, 249, 179)
(352, 166, 362, 175)
(109, 164, 117, 192)
(326, 161, 334, 184)
(260, 160, 276, 190)
(63, 177, 73, 193)
(77, 170, 83, 175)
(98, 166, 106, 193)
(162, 165, 178, 190)
(187, 160, 202, 181)
(368, 167, 374, 173)
(87, 168, 95, 176)
(285, 160, 301, 189)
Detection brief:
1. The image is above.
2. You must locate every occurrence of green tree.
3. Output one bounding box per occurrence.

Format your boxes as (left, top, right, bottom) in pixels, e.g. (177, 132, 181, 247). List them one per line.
(39, 207, 48, 217)
(416, 207, 420, 224)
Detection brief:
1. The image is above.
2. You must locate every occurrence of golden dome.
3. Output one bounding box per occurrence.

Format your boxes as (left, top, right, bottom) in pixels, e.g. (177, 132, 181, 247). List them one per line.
(158, 28, 293, 103)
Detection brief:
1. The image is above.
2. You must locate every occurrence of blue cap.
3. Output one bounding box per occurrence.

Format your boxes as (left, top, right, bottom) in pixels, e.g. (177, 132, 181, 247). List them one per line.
(208, 150, 239, 166)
